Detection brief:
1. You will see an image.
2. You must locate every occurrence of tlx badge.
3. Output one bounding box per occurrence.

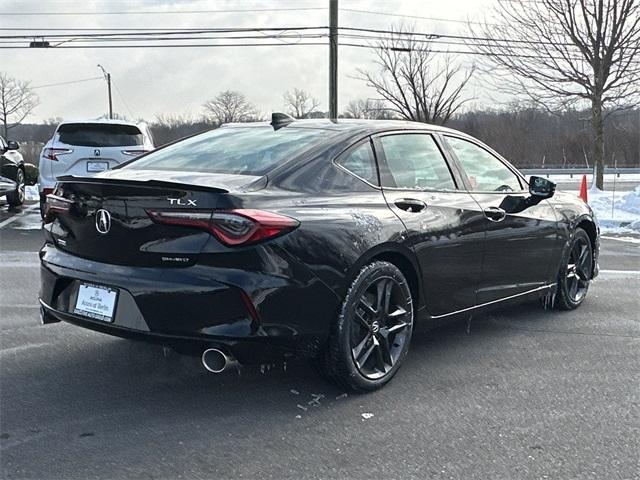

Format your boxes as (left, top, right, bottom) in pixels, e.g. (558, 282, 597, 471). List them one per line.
(167, 198, 197, 206)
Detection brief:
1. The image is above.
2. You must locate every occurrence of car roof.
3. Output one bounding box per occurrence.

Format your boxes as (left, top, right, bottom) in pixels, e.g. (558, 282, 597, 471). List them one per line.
(221, 118, 466, 137)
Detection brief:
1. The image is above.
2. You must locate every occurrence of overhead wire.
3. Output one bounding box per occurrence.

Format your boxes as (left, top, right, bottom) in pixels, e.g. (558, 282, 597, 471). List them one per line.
(1, 7, 328, 16)
(31, 76, 103, 88)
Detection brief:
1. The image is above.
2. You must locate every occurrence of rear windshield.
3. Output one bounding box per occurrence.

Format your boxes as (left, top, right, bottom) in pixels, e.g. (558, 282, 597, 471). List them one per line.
(57, 123, 143, 147)
(125, 126, 329, 175)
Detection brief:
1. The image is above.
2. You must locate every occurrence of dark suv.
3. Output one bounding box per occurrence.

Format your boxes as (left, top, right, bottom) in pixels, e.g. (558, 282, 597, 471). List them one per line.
(0, 136, 25, 207)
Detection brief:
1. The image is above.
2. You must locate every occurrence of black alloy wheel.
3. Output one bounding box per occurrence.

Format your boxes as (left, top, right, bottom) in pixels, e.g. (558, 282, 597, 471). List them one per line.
(315, 261, 414, 391)
(556, 228, 593, 310)
(6, 168, 25, 207)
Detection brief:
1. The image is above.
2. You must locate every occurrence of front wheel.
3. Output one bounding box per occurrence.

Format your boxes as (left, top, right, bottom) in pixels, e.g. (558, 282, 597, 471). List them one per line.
(555, 228, 593, 310)
(315, 261, 414, 392)
(5, 168, 25, 207)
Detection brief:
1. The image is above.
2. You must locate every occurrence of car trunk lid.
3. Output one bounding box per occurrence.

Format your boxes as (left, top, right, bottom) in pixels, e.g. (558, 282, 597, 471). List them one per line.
(46, 170, 264, 267)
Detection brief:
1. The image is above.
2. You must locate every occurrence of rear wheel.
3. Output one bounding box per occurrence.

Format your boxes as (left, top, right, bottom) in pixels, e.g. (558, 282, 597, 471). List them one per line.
(6, 168, 25, 207)
(315, 261, 414, 392)
(555, 228, 593, 310)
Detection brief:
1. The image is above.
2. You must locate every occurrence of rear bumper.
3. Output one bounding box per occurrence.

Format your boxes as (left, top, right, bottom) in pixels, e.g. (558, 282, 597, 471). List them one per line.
(39, 243, 339, 362)
(39, 298, 290, 362)
(38, 176, 56, 193)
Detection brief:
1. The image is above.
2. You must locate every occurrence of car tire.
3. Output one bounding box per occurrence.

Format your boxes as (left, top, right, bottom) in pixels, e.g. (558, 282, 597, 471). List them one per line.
(555, 228, 593, 310)
(314, 261, 414, 392)
(5, 168, 25, 207)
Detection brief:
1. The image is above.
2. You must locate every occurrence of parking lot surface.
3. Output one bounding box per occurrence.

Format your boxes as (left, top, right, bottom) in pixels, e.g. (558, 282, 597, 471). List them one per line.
(1, 200, 638, 479)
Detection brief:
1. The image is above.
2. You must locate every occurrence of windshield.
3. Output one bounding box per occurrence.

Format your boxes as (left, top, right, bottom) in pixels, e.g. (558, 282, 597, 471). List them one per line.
(57, 123, 143, 147)
(125, 126, 329, 176)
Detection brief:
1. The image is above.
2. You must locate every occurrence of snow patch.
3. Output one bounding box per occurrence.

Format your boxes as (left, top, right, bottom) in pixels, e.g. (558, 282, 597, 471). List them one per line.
(25, 185, 39, 201)
(582, 186, 640, 234)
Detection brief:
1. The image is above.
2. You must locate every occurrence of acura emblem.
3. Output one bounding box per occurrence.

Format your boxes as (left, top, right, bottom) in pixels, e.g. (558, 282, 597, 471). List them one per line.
(94, 149, 101, 156)
(95, 209, 111, 234)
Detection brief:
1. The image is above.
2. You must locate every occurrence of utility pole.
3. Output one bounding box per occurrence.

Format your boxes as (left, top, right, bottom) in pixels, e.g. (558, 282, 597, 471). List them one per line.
(97, 64, 113, 119)
(329, 0, 338, 120)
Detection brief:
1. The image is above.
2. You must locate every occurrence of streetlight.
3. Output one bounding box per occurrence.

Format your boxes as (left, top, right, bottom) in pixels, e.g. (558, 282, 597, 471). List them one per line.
(97, 64, 113, 119)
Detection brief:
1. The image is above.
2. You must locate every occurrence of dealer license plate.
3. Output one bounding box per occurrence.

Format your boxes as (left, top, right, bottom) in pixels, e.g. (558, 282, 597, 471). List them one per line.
(73, 283, 118, 322)
(87, 161, 109, 172)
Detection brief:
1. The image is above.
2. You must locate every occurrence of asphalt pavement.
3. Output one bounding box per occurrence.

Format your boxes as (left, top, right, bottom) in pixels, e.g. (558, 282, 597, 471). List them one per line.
(1, 200, 638, 480)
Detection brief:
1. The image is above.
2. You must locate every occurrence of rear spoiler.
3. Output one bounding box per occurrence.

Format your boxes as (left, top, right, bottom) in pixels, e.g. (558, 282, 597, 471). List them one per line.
(54, 174, 263, 194)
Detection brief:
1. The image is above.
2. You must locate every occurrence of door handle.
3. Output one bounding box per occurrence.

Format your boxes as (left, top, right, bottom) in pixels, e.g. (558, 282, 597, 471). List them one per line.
(483, 206, 507, 222)
(394, 198, 427, 213)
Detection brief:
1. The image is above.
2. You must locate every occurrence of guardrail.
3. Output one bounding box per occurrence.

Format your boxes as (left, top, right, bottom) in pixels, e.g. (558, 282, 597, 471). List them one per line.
(520, 167, 640, 178)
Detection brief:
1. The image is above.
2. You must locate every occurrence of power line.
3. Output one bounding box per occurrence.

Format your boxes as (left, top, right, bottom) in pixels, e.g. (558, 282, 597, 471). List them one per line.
(0, 5, 487, 27)
(1, 25, 576, 48)
(31, 76, 103, 88)
(339, 27, 577, 47)
(340, 33, 559, 51)
(0, 42, 329, 49)
(340, 8, 487, 26)
(111, 79, 135, 119)
(0, 27, 320, 31)
(339, 42, 548, 59)
(0, 33, 328, 45)
(1, 7, 327, 16)
(0, 26, 327, 39)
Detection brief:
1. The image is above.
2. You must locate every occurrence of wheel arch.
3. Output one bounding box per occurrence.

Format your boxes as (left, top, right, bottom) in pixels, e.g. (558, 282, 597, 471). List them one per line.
(576, 216, 598, 278)
(346, 244, 424, 312)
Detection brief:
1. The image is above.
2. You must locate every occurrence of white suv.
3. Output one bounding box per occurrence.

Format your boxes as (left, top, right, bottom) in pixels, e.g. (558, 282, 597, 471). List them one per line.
(38, 119, 155, 212)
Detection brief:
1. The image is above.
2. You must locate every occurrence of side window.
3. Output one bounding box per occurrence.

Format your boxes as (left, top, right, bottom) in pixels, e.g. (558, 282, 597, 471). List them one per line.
(336, 141, 378, 185)
(446, 136, 522, 192)
(0, 136, 6, 150)
(378, 134, 456, 190)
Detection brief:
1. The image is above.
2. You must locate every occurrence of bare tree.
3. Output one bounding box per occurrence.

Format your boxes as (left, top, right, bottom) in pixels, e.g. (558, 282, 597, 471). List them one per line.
(283, 88, 321, 119)
(343, 98, 397, 119)
(202, 90, 257, 125)
(0, 72, 39, 138)
(470, 0, 640, 189)
(357, 25, 475, 125)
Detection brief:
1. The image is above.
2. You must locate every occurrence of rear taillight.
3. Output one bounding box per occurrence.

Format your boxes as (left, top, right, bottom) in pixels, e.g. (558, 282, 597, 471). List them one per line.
(43, 194, 73, 222)
(43, 148, 73, 161)
(146, 209, 299, 246)
(121, 149, 147, 157)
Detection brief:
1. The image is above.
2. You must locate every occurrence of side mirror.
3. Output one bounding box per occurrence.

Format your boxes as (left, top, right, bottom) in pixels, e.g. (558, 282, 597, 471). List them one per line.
(529, 175, 555, 199)
(7, 140, 19, 151)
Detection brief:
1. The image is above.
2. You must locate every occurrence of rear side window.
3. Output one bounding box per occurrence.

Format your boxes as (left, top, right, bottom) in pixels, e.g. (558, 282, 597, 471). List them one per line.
(127, 126, 329, 176)
(378, 134, 456, 190)
(57, 123, 143, 147)
(446, 136, 522, 192)
(336, 141, 378, 185)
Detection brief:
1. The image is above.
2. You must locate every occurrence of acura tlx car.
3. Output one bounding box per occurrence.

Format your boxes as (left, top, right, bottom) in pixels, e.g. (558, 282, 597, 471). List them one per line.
(39, 115, 599, 391)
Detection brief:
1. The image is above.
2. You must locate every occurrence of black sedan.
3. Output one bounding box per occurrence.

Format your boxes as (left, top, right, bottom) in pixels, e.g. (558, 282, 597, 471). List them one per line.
(0, 136, 25, 207)
(40, 116, 599, 391)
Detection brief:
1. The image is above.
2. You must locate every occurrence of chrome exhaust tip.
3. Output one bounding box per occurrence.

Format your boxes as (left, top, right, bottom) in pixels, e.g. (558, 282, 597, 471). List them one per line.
(201, 348, 238, 374)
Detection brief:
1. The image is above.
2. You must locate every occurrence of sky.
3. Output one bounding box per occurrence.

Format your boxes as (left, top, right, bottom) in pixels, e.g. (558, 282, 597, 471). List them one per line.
(1, 0, 497, 123)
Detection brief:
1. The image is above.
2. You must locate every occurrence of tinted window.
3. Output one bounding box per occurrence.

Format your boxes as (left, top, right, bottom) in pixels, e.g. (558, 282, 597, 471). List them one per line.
(127, 126, 328, 176)
(446, 136, 522, 192)
(57, 123, 143, 147)
(379, 134, 455, 190)
(336, 141, 378, 185)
